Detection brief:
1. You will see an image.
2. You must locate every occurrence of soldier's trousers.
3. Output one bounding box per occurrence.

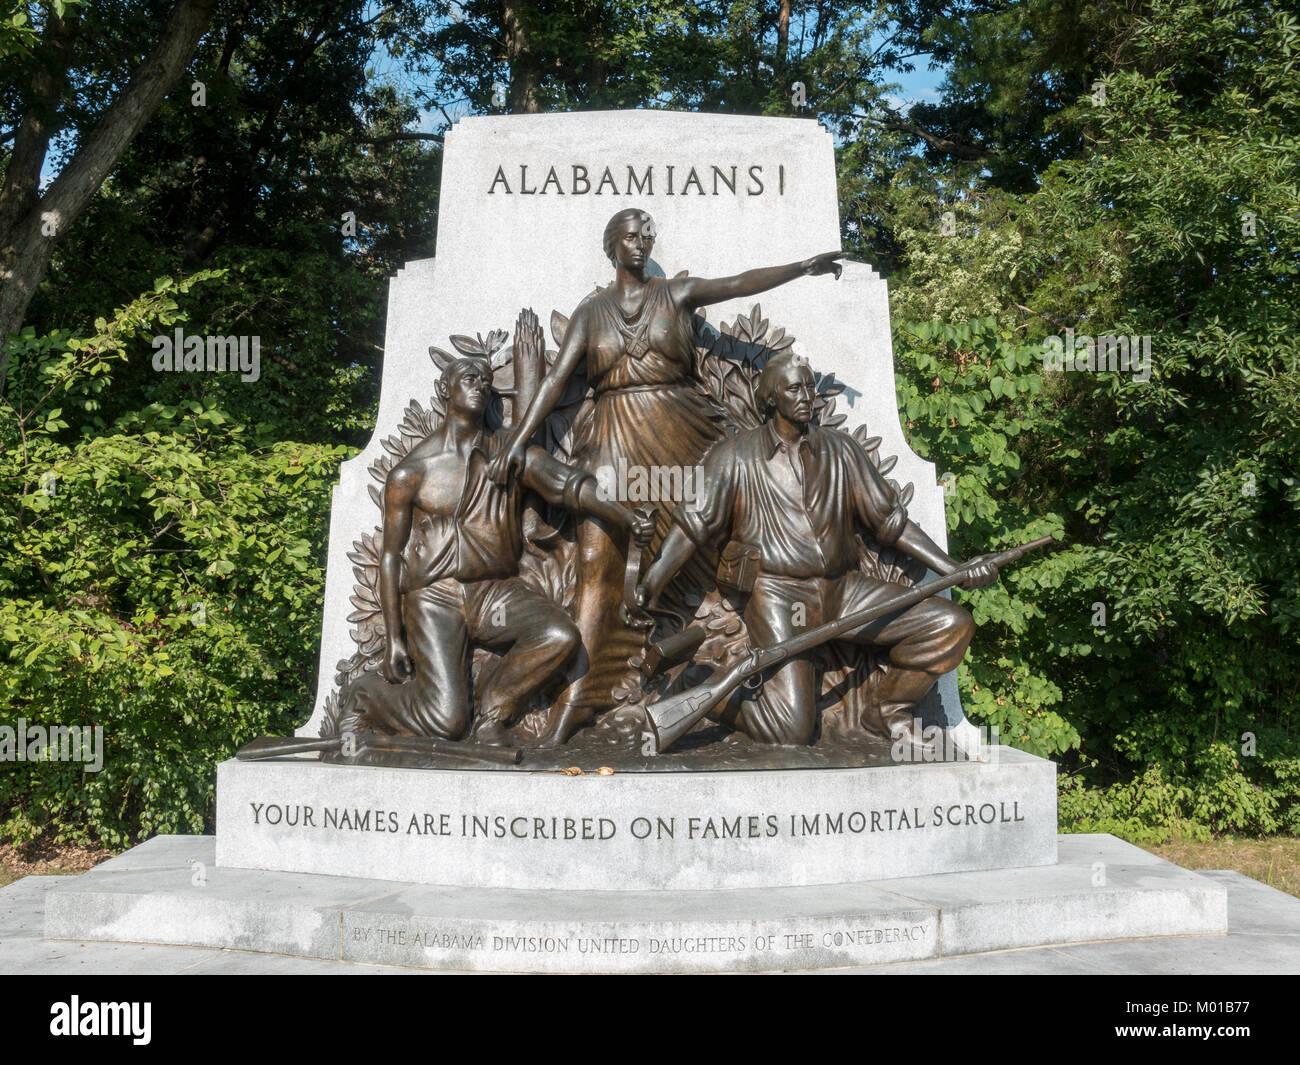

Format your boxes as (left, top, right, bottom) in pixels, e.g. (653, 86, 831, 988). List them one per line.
(349, 577, 579, 738)
(739, 572, 974, 746)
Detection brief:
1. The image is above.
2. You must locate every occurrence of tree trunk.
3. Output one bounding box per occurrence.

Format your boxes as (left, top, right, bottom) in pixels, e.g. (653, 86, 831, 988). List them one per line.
(0, 0, 218, 385)
(0, 12, 74, 266)
(501, 0, 540, 113)
(777, 0, 791, 68)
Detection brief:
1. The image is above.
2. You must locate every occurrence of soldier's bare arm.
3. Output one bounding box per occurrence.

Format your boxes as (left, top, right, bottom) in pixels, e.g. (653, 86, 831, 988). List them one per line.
(637, 525, 698, 608)
(488, 305, 589, 485)
(379, 465, 419, 681)
(574, 480, 656, 546)
(846, 435, 998, 589)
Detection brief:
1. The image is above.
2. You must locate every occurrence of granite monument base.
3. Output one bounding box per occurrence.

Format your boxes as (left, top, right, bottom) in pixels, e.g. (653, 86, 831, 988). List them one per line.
(214, 747, 1057, 890)
(44, 834, 1227, 974)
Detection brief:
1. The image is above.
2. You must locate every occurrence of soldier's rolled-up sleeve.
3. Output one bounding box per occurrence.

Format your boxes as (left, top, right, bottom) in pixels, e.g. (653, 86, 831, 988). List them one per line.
(844, 435, 907, 545)
(672, 440, 737, 548)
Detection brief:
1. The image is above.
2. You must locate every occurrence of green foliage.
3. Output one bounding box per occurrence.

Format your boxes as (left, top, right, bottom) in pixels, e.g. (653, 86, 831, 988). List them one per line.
(22, 1, 441, 448)
(0, 279, 347, 848)
(1, 2, 35, 60)
(411, 1, 901, 116)
(2, 2, 78, 60)
(3, 0, 1298, 850)
(890, 0, 1148, 190)
(1057, 765, 1212, 846)
(889, 0, 1300, 825)
(1058, 743, 1298, 844)
(893, 316, 1076, 757)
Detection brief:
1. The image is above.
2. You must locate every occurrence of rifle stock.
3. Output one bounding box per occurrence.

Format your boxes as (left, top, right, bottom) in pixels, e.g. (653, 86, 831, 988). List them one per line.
(641, 656, 758, 753)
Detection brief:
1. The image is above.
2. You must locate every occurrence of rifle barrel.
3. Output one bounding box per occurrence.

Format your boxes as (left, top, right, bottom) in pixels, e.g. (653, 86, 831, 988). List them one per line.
(360, 731, 522, 765)
(763, 536, 1055, 667)
(643, 534, 1055, 754)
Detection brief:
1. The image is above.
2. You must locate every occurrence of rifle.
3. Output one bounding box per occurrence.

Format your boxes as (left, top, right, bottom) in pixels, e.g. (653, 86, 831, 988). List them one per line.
(236, 729, 522, 766)
(641, 535, 1056, 754)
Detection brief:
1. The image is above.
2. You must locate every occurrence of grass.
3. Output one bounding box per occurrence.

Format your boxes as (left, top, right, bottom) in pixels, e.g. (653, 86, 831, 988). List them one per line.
(1139, 836, 1300, 899)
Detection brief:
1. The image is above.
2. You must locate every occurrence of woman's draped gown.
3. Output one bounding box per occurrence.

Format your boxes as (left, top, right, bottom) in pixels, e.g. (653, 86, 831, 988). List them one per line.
(549, 275, 725, 723)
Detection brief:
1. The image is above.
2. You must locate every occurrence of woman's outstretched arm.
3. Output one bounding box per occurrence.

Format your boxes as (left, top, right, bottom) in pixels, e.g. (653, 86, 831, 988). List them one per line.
(671, 250, 843, 309)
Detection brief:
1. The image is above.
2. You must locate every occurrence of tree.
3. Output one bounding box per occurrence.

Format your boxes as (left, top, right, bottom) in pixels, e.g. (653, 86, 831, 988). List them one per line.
(890, 0, 1156, 189)
(25, 0, 442, 446)
(0, 0, 218, 378)
(0, 276, 348, 846)
(889, 0, 1300, 836)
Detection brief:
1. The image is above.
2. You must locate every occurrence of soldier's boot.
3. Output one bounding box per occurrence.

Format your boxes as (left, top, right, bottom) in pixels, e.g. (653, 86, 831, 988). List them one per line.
(877, 668, 943, 756)
(535, 701, 592, 748)
(470, 706, 514, 747)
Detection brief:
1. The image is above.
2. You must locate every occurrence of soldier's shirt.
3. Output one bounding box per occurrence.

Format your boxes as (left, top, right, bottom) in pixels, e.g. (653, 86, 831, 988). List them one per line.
(402, 431, 591, 589)
(672, 421, 904, 580)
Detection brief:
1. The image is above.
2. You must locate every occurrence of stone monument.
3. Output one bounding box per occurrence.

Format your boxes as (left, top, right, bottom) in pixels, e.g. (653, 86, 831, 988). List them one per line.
(43, 112, 1228, 972)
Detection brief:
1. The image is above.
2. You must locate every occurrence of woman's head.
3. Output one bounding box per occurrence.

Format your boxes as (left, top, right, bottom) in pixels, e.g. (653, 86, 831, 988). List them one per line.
(603, 209, 657, 267)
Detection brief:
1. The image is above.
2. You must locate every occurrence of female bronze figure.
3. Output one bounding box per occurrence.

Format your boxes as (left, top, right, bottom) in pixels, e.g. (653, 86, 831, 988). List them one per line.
(489, 207, 842, 745)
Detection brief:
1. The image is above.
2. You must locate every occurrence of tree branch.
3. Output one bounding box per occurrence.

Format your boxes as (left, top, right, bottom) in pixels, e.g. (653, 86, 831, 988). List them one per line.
(34, 0, 219, 239)
(355, 130, 444, 146)
(0, 10, 75, 244)
(853, 108, 987, 161)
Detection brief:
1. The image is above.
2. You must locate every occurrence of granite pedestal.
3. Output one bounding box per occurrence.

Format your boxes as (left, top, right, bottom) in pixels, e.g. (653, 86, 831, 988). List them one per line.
(39, 751, 1231, 973)
(44, 833, 1228, 974)
(214, 748, 1056, 890)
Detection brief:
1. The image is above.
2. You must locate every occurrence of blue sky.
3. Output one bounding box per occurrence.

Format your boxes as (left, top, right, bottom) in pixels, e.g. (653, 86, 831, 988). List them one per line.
(363, 12, 949, 139)
(32, 15, 948, 185)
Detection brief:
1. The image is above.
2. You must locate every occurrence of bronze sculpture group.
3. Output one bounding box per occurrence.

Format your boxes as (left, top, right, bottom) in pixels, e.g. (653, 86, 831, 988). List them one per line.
(286, 208, 1053, 769)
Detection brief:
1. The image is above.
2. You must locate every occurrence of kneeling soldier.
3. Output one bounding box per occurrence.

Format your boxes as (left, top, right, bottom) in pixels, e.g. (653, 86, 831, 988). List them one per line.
(638, 352, 997, 746)
(345, 340, 652, 746)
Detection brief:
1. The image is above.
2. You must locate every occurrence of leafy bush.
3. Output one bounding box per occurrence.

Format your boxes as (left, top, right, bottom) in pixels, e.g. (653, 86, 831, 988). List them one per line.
(1057, 742, 1296, 845)
(0, 279, 347, 848)
(1057, 765, 1211, 846)
(890, 0, 1300, 832)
